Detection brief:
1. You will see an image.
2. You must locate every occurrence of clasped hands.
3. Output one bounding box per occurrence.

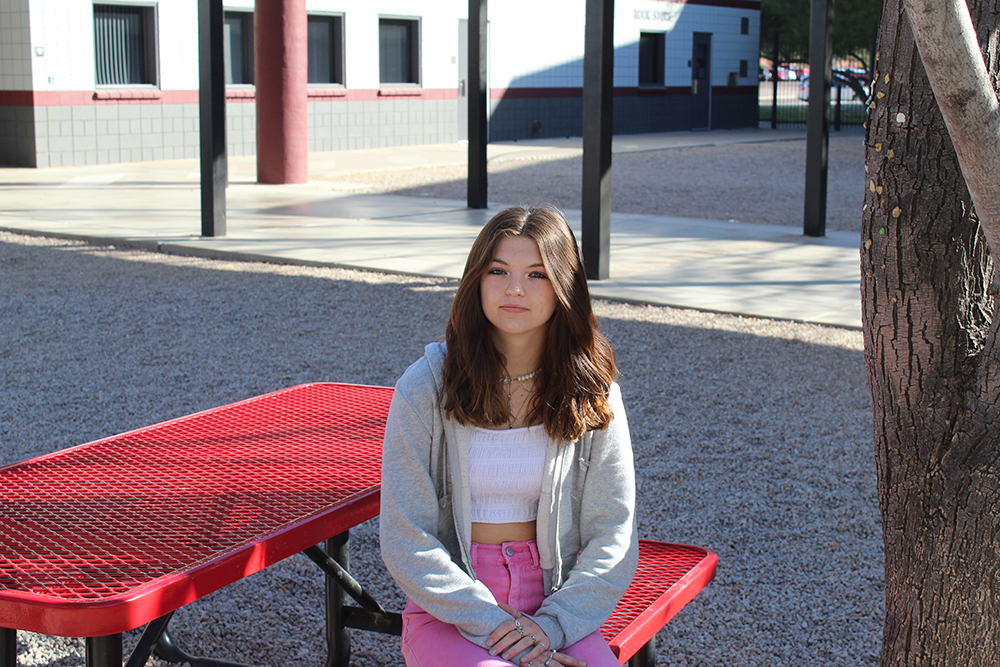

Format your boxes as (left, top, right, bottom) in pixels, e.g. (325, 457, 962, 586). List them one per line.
(486, 603, 587, 667)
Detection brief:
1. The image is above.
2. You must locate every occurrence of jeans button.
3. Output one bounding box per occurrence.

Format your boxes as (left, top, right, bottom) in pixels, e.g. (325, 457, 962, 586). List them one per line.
(505, 546, 514, 556)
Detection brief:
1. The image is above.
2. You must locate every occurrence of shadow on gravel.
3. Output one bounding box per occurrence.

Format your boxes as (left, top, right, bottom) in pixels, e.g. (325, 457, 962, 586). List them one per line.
(337, 136, 866, 233)
(2, 234, 880, 667)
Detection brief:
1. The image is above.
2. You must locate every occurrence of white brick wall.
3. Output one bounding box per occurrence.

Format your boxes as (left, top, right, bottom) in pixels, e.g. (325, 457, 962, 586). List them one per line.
(14, 0, 759, 94)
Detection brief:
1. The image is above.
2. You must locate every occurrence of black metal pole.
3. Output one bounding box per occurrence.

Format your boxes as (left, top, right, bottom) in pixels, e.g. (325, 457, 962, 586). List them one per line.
(325, 532, 351, 667)
(199, 0, 227, 237)
(770, 32, 779, 129)
(0, 628, 14, 667)
(85, 634, 122, 667)
(467, 0, 488, 209)
(803, 0, 833, 237)
(581, 0, 614, 281)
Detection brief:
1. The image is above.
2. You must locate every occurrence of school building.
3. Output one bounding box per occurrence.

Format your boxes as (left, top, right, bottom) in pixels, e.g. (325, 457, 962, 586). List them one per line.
(0, 0, 760, 168)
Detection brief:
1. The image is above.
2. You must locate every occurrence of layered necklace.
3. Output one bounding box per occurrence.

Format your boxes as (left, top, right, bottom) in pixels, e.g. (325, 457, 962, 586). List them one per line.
(500, 368, 539, 429)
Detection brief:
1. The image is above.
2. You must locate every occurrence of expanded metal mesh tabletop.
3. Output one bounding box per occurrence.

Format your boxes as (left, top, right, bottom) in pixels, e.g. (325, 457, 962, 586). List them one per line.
(0, 383, 393, 638)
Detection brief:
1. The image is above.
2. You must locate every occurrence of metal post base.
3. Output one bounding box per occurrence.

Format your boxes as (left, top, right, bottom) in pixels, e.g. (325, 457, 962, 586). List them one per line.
(85, 635, 122, 667)
(1, 628, 16, 667)
(155, 630, 252, 667)
(628, 638, 656, 667)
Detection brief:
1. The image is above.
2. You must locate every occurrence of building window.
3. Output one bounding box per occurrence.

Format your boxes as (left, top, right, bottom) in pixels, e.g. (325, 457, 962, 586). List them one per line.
(308, 14, 345, 85)
(379, 17, 420, 85)
(741, 17, 749, 35)
(93, 4, 157, 86)
(638, 32, 665, 86)
(740, 60, 749, 78)
(224, 11, 254, 85)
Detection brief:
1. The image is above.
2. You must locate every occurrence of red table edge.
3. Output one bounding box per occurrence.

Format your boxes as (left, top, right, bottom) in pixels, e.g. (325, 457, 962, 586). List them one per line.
(608, 544, 718, 663)
(0, 490, 380, 638)
(0, 382, 392, 638)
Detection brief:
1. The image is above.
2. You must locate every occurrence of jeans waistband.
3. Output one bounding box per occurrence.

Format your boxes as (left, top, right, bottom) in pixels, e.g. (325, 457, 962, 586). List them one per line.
(471, 539, 540, 568)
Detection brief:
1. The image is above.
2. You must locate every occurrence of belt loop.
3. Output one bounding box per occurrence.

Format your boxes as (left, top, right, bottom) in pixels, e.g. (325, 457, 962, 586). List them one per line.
(528, 540, 540, 568)
(471, 541, 481, 568)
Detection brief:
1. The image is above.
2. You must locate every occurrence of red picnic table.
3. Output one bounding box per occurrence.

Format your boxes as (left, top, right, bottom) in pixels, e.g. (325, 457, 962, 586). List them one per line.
(0, 383, 715, 667)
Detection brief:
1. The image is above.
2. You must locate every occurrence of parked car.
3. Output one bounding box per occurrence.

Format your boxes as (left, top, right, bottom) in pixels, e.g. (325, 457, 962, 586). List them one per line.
(764, 65, 806, 81)
(798, 70, 869, 102)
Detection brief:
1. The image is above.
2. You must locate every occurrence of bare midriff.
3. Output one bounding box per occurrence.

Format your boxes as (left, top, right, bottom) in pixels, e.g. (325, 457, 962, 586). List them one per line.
(471, 521, 537, 545)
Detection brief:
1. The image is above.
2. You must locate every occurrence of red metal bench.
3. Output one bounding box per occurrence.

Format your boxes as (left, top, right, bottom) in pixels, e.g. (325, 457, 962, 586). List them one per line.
(0, 384, 715, 667)
(603, 541, 717, 666)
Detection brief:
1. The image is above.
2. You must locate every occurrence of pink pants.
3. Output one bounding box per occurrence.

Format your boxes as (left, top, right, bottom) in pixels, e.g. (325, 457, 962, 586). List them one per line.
(400, 540, 620, 667)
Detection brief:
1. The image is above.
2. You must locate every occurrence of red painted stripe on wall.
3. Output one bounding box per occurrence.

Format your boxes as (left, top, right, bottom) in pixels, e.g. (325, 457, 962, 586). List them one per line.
(491, 86, 758, 99)
(0, 88, 459, 107)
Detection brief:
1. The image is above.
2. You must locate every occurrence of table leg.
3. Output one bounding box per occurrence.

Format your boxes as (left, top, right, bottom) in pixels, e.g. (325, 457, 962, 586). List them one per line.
(628, 637, 656, 667)
(324, 531, 350, 667)
(85, 634, 122, 667)
(1, 628, 15, 667)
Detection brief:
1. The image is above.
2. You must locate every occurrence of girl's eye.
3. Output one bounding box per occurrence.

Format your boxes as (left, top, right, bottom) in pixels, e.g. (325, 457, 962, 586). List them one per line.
(530, 272, 549, 280)
(488, 268, 506, 275)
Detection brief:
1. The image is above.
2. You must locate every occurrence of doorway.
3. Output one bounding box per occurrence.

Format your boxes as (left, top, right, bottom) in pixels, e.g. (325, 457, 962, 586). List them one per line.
(691, 32, 712, 130)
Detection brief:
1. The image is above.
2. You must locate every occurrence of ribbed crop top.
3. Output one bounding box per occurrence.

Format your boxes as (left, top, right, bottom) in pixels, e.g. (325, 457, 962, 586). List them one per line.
(468, 424, 548, 524)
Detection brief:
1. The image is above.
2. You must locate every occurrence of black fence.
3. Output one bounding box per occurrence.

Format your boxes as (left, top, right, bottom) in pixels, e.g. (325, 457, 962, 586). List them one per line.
(758, 67, 869, 128)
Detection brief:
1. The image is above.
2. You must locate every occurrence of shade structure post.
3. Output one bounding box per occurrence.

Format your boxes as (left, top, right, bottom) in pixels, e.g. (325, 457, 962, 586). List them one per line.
(467, 0, 489, 209)
(198, 0, 227, 237)
(581, 0, 615, 280)
(803, 0, 833, 237)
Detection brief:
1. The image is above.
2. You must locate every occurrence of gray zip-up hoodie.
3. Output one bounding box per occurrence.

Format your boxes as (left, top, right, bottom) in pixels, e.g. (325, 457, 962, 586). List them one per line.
(379, 342, 639, 652)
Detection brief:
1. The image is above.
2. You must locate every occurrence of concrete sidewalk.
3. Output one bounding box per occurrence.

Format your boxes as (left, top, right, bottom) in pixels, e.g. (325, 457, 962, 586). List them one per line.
(0, 128, 862, 329)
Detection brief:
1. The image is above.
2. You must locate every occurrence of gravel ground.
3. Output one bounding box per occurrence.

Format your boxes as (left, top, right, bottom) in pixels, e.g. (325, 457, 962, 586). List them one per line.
(324, 132, 866, 232)
(1, 220, 880, 666)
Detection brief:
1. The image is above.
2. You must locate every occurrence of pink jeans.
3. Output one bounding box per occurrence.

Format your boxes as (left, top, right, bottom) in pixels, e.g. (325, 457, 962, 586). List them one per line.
(400, 540, 620, 667)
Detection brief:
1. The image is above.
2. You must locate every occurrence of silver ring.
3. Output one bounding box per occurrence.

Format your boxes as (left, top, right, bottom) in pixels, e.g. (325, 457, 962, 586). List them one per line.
(543, 658, 553, 666)
(529, 635, 537, 644)
(514, 618, 524, 635)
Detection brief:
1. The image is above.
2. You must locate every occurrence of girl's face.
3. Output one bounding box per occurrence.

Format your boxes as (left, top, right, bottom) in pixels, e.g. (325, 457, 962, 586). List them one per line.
(479, 236, 558, 347)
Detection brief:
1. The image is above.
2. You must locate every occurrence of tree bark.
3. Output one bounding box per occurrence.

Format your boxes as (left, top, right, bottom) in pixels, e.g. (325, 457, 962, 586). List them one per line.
(863, 1, 1000, 665)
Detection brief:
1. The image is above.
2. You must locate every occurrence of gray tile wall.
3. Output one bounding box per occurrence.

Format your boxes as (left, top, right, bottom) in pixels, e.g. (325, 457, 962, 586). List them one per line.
(22, 103, 201, 168)
(308, 98, 458, 151)
(2, 97, 461, 167)
(488, 92, 759, 140)
(489, 97, 584, 142)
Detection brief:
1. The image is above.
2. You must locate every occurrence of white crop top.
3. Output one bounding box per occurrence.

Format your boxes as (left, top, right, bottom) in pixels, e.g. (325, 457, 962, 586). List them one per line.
(469, 424, 548, 524)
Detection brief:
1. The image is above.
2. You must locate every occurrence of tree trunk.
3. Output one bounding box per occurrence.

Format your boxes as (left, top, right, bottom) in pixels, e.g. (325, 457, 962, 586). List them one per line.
(863, 0, 1000, 665)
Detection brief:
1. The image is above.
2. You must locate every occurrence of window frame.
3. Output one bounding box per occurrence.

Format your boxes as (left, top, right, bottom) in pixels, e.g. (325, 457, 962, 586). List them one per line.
(223, 10, 254, 87)
(378, 16, 421, 86)
(638, 31, 665, 87)
(307, 13, 346, 86)
(93, 1, 160, 88)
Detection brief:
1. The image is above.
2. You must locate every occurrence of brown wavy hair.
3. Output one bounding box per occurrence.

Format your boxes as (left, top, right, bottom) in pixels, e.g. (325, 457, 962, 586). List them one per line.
(442, 205, 617, 442)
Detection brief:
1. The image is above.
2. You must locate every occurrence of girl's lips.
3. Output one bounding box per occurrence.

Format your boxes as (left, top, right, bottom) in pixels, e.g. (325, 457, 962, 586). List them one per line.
(500, 304, 528, 313)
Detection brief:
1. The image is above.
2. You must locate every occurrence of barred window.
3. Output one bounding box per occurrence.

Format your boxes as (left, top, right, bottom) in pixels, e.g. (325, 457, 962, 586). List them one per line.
(308, 14, 345, 85)
(379, 18, 419, 85)
(93, 4, 157, 86)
